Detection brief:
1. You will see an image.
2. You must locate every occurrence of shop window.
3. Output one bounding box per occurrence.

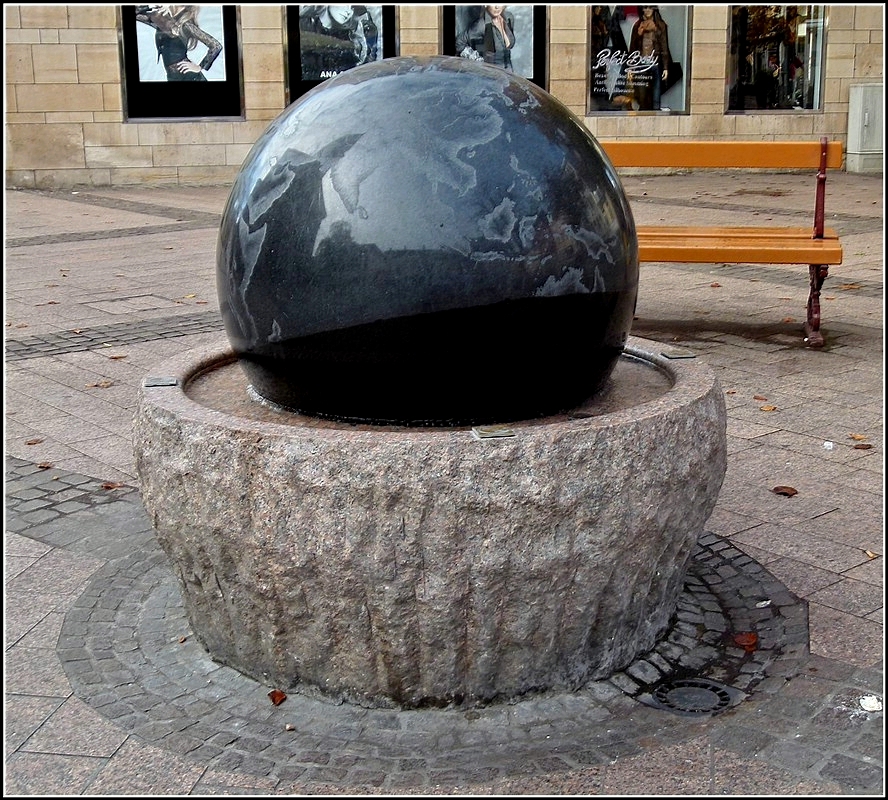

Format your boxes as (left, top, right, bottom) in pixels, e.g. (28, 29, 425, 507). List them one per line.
(727, 5, 826, 112)
(587, 5, 692, 115)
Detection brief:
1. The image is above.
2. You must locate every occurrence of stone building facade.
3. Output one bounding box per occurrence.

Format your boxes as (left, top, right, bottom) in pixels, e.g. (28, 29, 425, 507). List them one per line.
(4, 5, 884, 189)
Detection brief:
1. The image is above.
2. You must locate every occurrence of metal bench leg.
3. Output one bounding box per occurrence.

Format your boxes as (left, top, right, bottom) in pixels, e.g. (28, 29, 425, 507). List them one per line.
(804, 263, 829, 347)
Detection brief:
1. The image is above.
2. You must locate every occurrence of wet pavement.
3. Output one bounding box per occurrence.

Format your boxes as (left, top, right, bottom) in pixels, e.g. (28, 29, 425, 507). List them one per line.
(4, 169, 883, 795)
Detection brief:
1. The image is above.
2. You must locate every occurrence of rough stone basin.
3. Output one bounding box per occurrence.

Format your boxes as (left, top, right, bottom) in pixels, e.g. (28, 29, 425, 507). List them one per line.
(133, 335, 726, 709)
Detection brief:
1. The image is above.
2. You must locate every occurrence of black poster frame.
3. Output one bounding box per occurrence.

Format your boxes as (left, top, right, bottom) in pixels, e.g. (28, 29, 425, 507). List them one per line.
(285, 6, 399, 104)
(119, 5, 244, 122)
(441, 5, 548, 90)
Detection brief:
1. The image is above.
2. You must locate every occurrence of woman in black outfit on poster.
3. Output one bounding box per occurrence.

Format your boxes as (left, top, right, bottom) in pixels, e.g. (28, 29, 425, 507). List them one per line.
(457, 5, 516, 72)
(135, 5, 222, 82)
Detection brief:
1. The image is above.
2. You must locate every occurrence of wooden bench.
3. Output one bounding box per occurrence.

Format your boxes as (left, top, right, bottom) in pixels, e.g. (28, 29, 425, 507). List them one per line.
(599, 138, 844, 347)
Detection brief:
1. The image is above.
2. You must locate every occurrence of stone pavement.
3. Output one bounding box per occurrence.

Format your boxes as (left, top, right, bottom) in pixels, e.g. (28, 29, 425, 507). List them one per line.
(4, 168, 883, 795)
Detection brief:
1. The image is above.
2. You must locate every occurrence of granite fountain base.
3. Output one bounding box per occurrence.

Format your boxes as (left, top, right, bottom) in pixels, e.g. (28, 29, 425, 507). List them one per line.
(133, 335, 726, 709)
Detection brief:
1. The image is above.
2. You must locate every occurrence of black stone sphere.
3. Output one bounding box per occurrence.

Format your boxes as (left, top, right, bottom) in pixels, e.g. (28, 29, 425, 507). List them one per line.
(217, 56, 638, 426)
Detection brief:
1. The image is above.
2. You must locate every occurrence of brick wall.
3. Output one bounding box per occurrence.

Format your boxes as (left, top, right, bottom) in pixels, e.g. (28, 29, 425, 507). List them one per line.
(4, 5, 883, 188)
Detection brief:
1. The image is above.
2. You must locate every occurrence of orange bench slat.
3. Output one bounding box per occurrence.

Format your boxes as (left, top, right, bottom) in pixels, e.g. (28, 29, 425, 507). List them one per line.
(637, 229, 843, 265)
(600, 140, 844, 170)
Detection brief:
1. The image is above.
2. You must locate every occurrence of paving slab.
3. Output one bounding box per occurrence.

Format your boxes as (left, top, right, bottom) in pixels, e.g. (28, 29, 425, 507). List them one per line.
(4, 170, 883, 795)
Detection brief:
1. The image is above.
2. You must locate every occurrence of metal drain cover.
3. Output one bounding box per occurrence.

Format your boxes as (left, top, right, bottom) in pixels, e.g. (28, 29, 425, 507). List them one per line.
(638, 678, 747, 717)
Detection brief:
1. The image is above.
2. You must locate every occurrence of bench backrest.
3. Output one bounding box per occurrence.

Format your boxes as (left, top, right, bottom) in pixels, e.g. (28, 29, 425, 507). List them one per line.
(599, 137, 843, 240)
(598, 139, 843, 170)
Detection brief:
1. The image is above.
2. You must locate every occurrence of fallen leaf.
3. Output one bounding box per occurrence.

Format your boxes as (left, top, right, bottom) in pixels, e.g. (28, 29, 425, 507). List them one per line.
(86, 379, 114, 389)
(710, 282, 721, 288)
(196, 300, 208, 305)
(107, 354, 128, 360)
(725, 390, 737, 395)
(781, 317, 796, 324)
(838, 283, 861, 290)
(178, 636, 187, 644)
(102, 481, 125, 490)
(760, 405, 778, 412)
(849, 433, 868, 441)
(753, 395, 768, 401)
(268, 689, 287, 706)
(184, 293, 196, 299)
(853, 443, 873, 450)
(36, 301, 60, 306)
(772, 485, 798, 497)
(15, 323, 29, 329)
(864, 550, 878, 559)
(733, 631, 758, 651)
(25, 438, 44, 445)
(37, 461, 53, 470)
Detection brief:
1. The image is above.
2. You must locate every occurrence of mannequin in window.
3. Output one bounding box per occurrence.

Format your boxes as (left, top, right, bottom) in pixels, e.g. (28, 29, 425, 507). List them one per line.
(628, 5, 672, 110)
(135, 5, 222, 82)
(457, 5, 516, 72)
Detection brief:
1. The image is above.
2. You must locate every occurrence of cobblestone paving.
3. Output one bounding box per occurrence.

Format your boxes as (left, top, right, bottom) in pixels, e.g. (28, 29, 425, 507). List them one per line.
(5, 176, 882, 795)
(7, 455, 883, 793)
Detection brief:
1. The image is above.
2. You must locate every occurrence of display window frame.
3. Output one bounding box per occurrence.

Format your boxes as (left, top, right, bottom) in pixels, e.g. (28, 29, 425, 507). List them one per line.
(441, 5, 549, 90)
(119, 5, 245, 122)
(586, 5, 692, 115)
(285, 5, 399, 104)
(726, 5, 827, 113)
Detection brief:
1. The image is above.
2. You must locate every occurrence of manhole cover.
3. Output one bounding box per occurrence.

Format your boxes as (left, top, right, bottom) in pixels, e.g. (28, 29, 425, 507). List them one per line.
(639, 677, 746, 717)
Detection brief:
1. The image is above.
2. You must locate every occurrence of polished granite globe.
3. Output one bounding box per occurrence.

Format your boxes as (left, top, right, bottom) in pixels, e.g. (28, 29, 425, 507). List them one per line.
(217, 56, 638, 426)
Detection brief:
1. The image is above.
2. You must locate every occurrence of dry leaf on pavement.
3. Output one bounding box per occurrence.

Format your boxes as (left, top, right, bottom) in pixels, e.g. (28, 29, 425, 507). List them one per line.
(268, 689, 287, 706)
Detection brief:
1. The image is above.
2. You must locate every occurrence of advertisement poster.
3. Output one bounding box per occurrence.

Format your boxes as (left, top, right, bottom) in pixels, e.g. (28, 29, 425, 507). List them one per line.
(297, 5, 385, 80)
(442, 5, 548, 89)
(588, 5, 691, 114)
(134, 5, 226, 82)
(287, 6, 397, 101)
(120, 5, 244, 120)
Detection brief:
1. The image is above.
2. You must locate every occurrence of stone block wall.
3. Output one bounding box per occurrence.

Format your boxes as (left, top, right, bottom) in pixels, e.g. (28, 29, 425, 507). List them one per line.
(4, 5, 884, 189)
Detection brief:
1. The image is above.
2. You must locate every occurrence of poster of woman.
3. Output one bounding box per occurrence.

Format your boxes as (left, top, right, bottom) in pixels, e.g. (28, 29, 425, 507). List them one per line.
(454, 5, 534, 80)
(135, 5, 226, 82)
(120, 4, 243, 120)
(298, 5, 384, 80)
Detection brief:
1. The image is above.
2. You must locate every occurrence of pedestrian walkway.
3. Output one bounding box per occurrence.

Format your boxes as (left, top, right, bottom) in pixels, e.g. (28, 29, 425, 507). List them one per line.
(4, 170, 883, 795)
